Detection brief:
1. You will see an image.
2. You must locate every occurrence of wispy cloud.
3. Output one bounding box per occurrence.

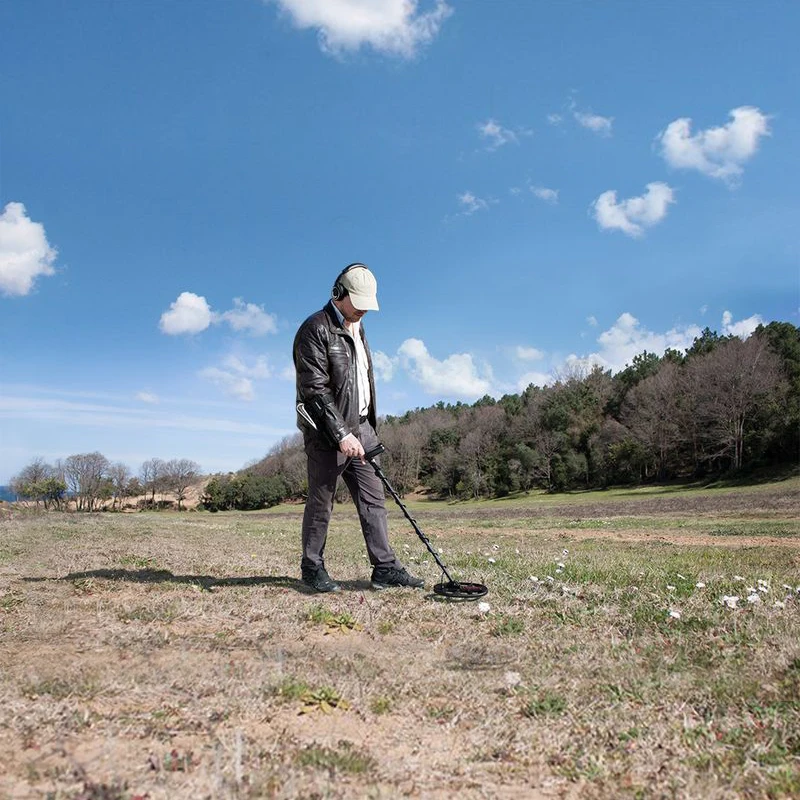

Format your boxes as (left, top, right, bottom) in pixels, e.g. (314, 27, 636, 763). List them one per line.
(573, 108, 613, 136)
(657, 106, 770, 184)
(478, 118, 518, 150)
(159, 293, 277, 337)
(136, 391, 160, 404)
(592, 182, 675, 237)
(268, 0, 453, 58)
(530, 185, 559, 203)
(0, 393, 284, 436)
(220, 299, 278, 335)
(0, 202, 58, 297)
(457, 191, 490, 215)
(198, 355, 272, 401)
(515, 345, 544, 361)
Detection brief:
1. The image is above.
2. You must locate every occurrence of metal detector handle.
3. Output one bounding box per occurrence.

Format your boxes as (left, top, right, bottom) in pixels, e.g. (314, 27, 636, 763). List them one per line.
(364, 443, 386, 462)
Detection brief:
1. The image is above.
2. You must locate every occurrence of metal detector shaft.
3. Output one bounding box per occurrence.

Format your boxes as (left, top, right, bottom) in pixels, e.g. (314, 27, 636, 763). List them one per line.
(364, 444, 455, 584)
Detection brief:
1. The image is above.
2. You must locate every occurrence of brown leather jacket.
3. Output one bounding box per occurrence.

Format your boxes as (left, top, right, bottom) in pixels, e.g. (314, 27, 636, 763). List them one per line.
(293, 301, 378, 448)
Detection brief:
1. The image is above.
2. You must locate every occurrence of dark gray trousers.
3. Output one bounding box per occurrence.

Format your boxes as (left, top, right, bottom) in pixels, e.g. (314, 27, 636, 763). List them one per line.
(301, 421, 400, 573)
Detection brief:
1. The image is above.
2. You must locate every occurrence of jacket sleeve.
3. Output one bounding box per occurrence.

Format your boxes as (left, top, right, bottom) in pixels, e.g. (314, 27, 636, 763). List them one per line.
(294, 321, 349, 446)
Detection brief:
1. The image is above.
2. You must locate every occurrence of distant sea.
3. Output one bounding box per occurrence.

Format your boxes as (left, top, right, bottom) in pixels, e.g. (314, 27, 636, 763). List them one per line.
(0, 486, 17, 502)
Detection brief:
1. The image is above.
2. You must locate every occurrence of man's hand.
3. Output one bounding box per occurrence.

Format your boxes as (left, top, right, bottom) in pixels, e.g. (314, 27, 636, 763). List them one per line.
(339, 433, 365, 462)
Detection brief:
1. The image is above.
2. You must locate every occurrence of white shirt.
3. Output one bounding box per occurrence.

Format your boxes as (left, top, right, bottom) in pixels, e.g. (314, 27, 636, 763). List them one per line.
(332, 305, 371, 418)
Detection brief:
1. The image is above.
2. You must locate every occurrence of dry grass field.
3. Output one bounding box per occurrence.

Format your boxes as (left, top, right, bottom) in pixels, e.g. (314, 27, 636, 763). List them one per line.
(1, 477, 799, 799)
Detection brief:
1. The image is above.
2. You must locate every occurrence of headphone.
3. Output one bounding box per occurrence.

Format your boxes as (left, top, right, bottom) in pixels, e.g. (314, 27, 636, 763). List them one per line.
(331, 262, 368, 300)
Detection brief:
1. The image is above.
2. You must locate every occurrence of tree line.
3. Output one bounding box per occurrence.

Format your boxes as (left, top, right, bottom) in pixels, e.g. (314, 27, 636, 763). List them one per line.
(10, 455, 201, 511)
(9, 322, 797, 512)
(249, 321, 798, 502)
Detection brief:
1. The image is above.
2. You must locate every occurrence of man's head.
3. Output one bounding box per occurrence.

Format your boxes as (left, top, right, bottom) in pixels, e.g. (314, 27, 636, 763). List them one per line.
(332, 263, 379, 313)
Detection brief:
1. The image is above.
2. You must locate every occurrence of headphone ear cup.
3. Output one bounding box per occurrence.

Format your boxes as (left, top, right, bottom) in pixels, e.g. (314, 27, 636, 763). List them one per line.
(332, 281, 343, 300)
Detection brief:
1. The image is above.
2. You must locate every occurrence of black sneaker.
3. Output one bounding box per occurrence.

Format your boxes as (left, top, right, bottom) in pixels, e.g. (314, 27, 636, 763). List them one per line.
(302, 566, 341, 593)
(371, 565, 425, 590)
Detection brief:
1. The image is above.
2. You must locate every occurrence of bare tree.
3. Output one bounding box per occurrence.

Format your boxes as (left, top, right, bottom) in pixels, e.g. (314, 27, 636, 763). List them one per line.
(108, 462, 132, 511)
(61, 452, 110, 511)
(164, 458, 201, 510)
(139, 457, 167, 506)
(622, 361, 683, 479)
(687, 335, 783, 470)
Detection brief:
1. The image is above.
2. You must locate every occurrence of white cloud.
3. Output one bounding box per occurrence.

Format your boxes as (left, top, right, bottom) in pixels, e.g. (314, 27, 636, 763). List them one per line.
(592, 182, 675, 237)
(0, 202, 58, 297)
(657, 106, 771, 183)
(586, 315, 598, 327)
(515, 345, 544, 361)
(268, 0, 453, 57)
(573, 108, 613, 136)
(222, 354, 271, 379)
(136, 392, 160, 404)
(573, 312, 703, 373)
(372, 350, 395, 381)
(279, 364, 297, 381)
(547, 113, 563, 126)
(220, 298, 277, 336)
(722, 310, 763, 339)
(458, 191, 489, 215)
(198, 368, 255, 401)
(517, 371, 553, 391)
(160, 294, 278, 337)
(531, 185, 558, 203)
(159, 292, 214, 335)
(199, 354, 272, 401)
(478, 118, 518, 150)
(398, 338, 492, 398)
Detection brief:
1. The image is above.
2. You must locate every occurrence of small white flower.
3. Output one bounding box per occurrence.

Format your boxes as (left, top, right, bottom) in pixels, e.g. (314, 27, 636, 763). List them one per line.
(667, 585, 676, 591)
(696, 582, 706, 589)
(488, 557, 496, 564)
(546, 575, 554, 583)
(477, 601, 491, 614)
(529, 576, 539, 583)
(668, 609, 681, 619)
(437, 548, 443, 554)
(733, 575, 745, 582)
(758, 585, 769, 593)
(783, 584, 792, 591)
(562, 549, 569, 556)
(722, 595, 739, 608)
(557, 562, 566, 569)
(746, 587, 757, 594)
(774, 601, 786, 610)
(747, 593, 761, 604)
(630, 586, 639, 592)
(677, 573, 687, 580)
(492, 544, 500, 551)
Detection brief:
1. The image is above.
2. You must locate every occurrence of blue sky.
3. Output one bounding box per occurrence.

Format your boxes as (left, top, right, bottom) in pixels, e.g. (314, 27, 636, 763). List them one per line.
(1, 0, 798, 482)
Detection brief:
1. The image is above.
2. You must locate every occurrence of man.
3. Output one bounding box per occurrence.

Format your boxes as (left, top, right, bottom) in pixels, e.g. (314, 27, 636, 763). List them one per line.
(293, 263, 424, 594)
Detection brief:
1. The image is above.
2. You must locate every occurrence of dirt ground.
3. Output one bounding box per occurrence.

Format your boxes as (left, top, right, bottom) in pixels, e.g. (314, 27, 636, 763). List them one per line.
(1, 481, 798, 799)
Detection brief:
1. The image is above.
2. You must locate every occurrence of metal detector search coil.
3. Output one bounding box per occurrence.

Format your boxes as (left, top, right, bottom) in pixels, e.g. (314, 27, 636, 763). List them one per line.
(364, 443, 489, 601)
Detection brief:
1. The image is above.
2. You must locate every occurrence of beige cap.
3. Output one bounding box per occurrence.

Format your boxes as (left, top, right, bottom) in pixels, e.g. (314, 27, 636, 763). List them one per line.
(340, 266, 379, 311)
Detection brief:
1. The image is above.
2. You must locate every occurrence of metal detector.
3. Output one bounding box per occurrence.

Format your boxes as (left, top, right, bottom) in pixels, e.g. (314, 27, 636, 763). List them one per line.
(365, 443, 488, 601)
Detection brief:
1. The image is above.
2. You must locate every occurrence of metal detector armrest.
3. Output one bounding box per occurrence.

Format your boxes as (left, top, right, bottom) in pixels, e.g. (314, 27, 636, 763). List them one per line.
(364, 443, 386, 462)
